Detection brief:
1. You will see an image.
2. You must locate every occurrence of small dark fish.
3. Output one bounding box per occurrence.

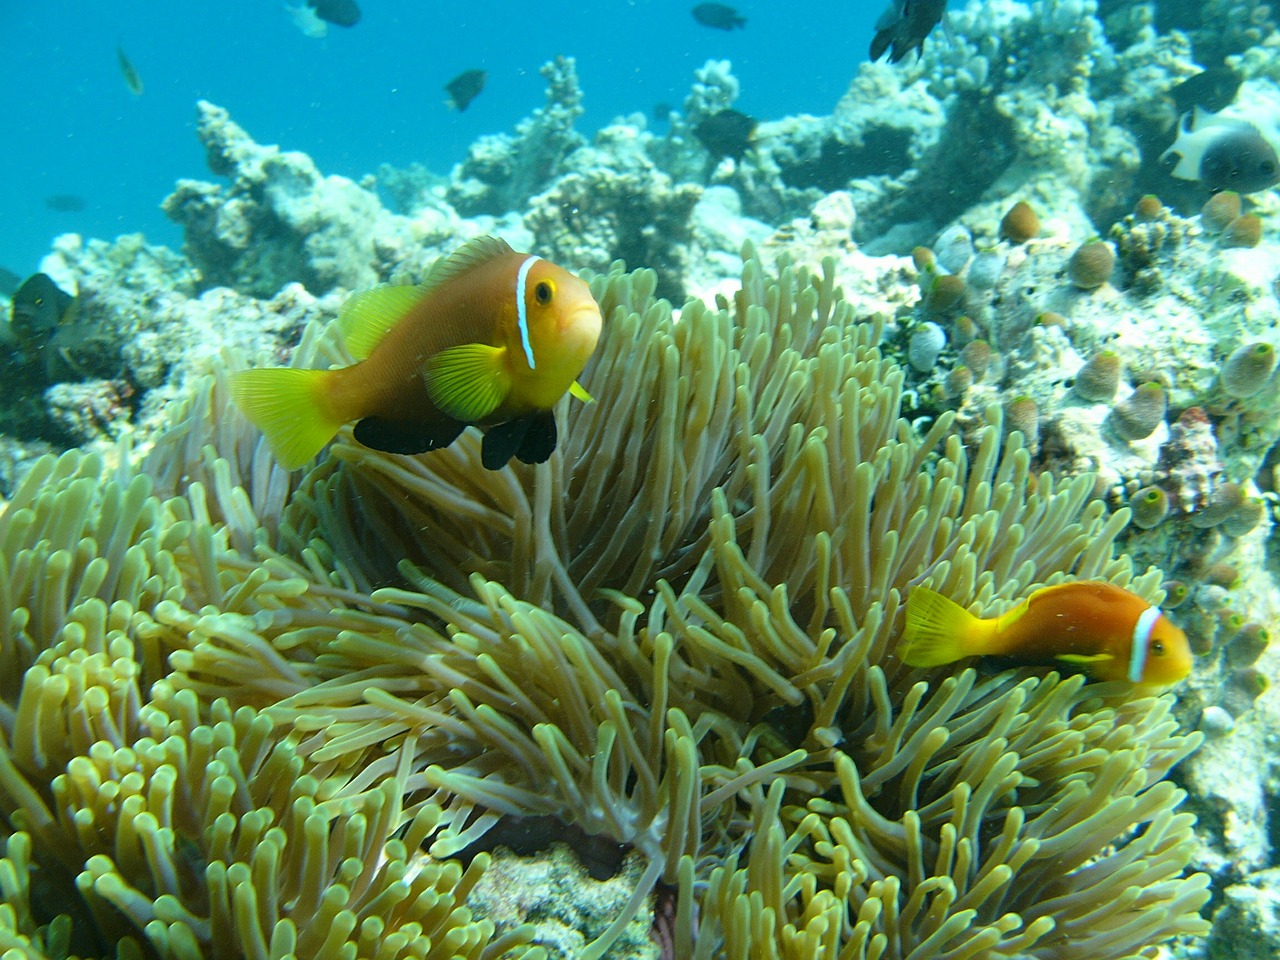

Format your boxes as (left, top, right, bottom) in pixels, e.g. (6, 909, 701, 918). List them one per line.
(307, 0, 361, 27)
(1199, 126, 1280, 193)
(0, 267, 20, 297)
(694, 109, 757, 162)
(11, 274, 75, 336)
(692, 3, 746, 30)
(45, 194, 86, 213)
(652, 102, 673, 124)
(1172, 65, 1243, 116)
(1162, 107, 1280, 194)
(9, 273, 79, 373)
(870, 0, 947, 64)
(116, 45, 143, 96)
(445, 69, 487, 112)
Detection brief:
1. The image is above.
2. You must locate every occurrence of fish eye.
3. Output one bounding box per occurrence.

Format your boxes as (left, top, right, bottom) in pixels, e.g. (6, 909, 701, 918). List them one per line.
(1151, 640, 1165, 655)
(534, 280, 554, 305)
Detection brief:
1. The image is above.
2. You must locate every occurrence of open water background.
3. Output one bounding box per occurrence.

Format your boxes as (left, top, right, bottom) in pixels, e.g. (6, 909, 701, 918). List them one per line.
(0, 0, 894, 275)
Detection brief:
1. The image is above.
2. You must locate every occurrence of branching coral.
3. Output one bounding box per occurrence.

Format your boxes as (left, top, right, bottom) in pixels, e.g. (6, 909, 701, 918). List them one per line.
(0, 247, 1209, 959)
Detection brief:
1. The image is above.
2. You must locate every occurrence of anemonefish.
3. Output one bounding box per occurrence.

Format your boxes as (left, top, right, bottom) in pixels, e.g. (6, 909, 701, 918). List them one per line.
(231, 236, 603, 471)
(898, 581, 1193, 687)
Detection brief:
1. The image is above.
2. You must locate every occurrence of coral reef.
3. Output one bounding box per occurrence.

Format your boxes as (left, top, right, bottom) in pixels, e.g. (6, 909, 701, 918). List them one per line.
(0, 248, 1210, 959)
(524, 125, 702, 300)
(162, 102, 458, 298)
(11, 0, 1280, 950)
(446, 57, 586, 219)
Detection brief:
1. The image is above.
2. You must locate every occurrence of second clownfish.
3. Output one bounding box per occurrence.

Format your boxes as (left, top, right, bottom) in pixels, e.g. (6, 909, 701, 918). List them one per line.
(898, 581, 1193, 688)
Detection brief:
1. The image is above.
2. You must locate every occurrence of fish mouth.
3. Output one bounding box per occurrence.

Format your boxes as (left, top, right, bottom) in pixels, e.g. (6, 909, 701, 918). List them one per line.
(563, 301, 604, 347)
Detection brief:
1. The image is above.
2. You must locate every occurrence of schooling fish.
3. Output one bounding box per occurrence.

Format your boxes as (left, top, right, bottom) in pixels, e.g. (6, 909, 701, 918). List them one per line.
(1171, 64, 1243, 117)
(870, 0, 948, 64)
(692, 3, 747, 30)
(6, 273, 87, 378)
(285, 2, 328, 38)
(445, 70, 487, 112)
(10, 273, 76, 347)
(231, 236, 603, 471)
(117, 45, 143, 96)
(1162, 107, 1280, 194)
(898, 581, 1193, 687)
(45, 194, 86, 213)
(307, 0, 361, 27)
(694, 109, 758, 162)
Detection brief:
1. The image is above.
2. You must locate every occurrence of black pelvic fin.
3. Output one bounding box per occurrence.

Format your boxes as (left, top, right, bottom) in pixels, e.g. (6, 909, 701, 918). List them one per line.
(353, 415, 465, 456)
(481, 412, 560, 470)
(514, 410, 557, 464)
(480, 417, 530, 470)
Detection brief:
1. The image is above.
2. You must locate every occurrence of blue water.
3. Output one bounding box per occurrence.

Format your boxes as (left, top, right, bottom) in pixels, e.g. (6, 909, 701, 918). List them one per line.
(0, 1, 886, 277)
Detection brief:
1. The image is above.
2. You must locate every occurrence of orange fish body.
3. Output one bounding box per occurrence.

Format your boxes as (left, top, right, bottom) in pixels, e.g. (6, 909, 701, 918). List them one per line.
(899, 581, 1192, 687)
(231, 237, 602, 470)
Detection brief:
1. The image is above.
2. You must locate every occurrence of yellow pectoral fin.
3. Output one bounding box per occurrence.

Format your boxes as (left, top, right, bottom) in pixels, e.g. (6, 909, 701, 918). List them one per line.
(422, 343, 510, 423)
(569, 380, 594, 403)
(1054, 653, 1115, 666)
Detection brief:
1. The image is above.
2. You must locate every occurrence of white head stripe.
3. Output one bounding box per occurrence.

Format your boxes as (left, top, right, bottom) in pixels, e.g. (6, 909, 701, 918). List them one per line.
(514, 256, 542, 370)
(1128, 606, 1162, 682)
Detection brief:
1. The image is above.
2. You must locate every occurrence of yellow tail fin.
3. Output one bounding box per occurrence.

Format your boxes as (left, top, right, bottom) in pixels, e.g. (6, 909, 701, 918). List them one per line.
(230, 367, 343, 470)
(899, 586, 986, 667)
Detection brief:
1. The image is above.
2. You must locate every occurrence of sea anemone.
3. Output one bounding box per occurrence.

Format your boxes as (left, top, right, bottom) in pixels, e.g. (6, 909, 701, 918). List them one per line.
(908, 321, 947, 371)
(0, 248, 1211, 960)
(1220, 342, 1277, 398)
(1111, 382, 1167, 440)
(1067, 240, 1116, 291)
(923, 271, 967, 316)
(1190, 480, 1245, 529)
(1226, 623, 1270, 668)
(959, 338, 992, 381)
(1130, 485, 1170, 529)
(1220, 212, 1263, 248)
(1134, 194, 1164, 221)
(1202, 561, 1240, 588)
(999, 200, 1040, 243)
(1004, 394, 1040, 449)
(1222, 497, 1266, 537)
(943, 364, 974, 400)
(1074, 350, 1123, 402)
(1200, 191, 1242, 233)
(912, 245, 937, 271)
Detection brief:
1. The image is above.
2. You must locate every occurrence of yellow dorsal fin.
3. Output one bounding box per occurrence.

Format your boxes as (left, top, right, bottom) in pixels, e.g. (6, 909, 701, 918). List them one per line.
(899, 586, 990, 667)
(337, 285, 428, 360)
(420, 235, 514, 292)
(569, 380, 594, 403)
(337, 237, 514, 360)
(422, 343, 510, 422)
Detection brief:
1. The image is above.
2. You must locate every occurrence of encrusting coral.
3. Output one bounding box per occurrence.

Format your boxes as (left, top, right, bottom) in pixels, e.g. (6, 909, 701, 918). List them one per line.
(0, 247, 1210, 959)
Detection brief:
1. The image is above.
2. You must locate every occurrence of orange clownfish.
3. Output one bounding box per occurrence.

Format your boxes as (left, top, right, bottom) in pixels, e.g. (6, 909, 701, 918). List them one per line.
(898, 581, 1193, 687)
(231, 236, 603, 471)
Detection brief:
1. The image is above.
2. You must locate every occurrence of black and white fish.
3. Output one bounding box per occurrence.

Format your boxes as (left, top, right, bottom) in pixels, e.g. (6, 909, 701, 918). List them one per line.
(870, 0, 948, 64)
